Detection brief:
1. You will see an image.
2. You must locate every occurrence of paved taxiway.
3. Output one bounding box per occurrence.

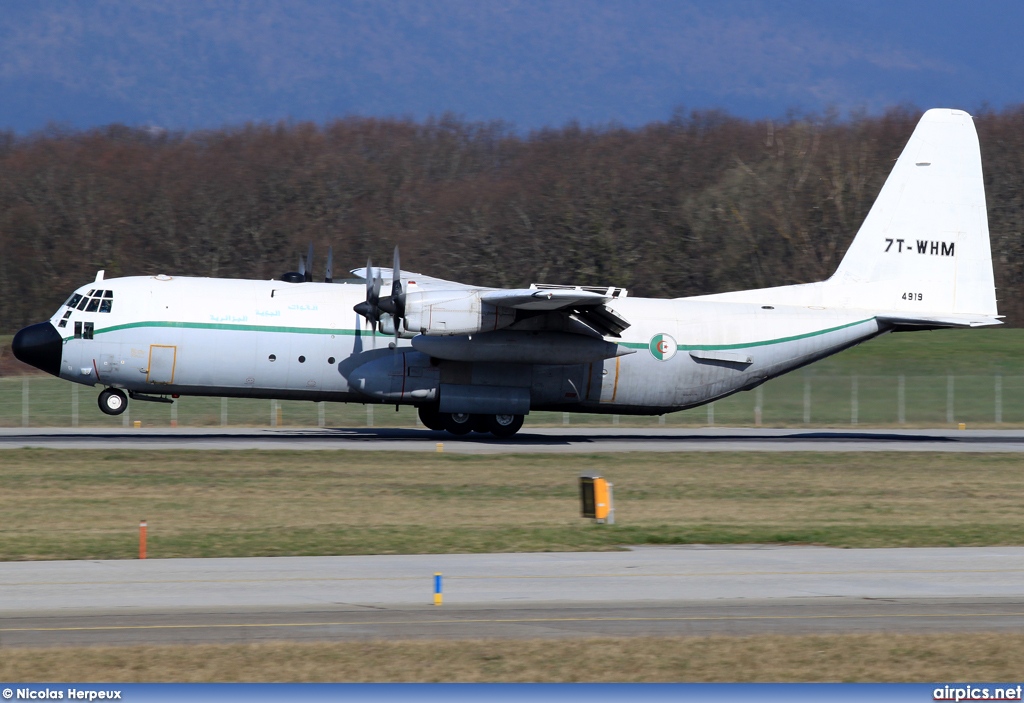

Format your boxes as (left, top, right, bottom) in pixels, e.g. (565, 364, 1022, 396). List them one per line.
(3, 547, 1023, 646)
(3, 427, 1024, 452)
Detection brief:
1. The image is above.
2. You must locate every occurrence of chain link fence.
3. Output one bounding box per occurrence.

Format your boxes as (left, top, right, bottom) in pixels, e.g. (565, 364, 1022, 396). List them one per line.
(2, 374, 1021, 428)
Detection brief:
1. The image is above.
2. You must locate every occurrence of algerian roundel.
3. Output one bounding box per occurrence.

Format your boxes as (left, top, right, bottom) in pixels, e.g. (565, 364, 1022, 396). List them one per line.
(649, 333, 677, 361)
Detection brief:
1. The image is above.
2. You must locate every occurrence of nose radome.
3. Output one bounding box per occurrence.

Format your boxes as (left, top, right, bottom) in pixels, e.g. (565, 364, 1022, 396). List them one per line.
(11, 322, 63, 377)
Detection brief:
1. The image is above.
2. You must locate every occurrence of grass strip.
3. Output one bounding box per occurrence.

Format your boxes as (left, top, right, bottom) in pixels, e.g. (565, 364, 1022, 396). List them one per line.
(2, 634, 1022, 682)
(2, 449, 1024, 559)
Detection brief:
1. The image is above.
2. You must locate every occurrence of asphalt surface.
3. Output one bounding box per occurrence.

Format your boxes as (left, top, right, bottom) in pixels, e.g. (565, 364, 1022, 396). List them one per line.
(3, 427, 1024, 452)
(3, 546, 1023, 646)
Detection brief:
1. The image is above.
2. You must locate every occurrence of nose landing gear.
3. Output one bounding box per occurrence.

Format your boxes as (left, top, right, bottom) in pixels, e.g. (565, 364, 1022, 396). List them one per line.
(98, 388, 128, 416)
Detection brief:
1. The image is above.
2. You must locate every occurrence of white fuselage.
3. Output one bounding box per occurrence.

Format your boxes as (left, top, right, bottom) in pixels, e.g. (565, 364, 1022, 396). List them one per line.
(50, 275, 883, 414)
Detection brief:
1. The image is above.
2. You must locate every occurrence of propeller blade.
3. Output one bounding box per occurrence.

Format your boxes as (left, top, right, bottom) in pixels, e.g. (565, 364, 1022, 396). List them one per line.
(372, 267, 383, 302)
(324, 246, 333, 283)
(391, 245, 405, 319)
(353, 256, 384, 332)
(298, 254, 306, 278)
(390, 246, 405, 345)
(304, 243, 314, 282)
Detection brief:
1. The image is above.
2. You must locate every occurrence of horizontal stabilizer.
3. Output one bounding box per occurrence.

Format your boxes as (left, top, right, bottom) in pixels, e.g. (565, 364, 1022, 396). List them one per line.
(876, 314, 1002, 330)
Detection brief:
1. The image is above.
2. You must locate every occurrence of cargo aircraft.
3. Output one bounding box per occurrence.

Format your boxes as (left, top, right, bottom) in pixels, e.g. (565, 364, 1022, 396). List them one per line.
(12, 109, 1001, 437)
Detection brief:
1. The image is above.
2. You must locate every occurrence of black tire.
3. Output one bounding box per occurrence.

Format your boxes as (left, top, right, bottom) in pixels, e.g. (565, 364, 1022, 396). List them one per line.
(487, 413, 524, 438)
(98, 388, 128, 416)
(472, 415, 491, 433)
(417, 405, 445, 431)
(442, 412, 475, 436)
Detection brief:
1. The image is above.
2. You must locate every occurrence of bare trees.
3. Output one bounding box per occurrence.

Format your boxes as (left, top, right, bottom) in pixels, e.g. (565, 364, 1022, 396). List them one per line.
(0, 107, 1021, 333)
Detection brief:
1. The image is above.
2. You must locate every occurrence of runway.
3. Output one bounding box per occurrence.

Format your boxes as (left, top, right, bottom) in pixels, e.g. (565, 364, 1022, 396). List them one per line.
(3, 426, 1024, 452)
(3, 546, 1023, 646)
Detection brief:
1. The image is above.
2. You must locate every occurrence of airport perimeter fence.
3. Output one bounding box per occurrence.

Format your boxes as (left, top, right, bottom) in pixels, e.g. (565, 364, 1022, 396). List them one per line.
(1, 374, 1023, 429)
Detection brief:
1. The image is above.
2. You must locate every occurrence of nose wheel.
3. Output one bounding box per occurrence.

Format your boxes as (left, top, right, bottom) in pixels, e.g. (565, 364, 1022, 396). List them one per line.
(98, 388, 128, 416)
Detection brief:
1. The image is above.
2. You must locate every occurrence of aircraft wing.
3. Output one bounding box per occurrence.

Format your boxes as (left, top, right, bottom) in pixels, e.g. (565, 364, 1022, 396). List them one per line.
(352, 265, 631, 337)
(479, 288, 609, 311)
(350, 267, 475, 290)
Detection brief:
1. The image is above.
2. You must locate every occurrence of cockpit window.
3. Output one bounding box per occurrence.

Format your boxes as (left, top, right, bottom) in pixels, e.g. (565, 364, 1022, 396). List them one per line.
(71, 290, 115, 314)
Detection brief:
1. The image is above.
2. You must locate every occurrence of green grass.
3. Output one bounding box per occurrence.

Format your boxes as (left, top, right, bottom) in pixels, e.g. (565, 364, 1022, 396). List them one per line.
(4, 634, 1024, 682)
(3, 449, 1023, 560)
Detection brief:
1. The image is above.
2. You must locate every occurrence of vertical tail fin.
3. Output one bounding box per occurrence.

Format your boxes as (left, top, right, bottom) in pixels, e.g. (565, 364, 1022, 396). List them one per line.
(830, 108, 998, 317)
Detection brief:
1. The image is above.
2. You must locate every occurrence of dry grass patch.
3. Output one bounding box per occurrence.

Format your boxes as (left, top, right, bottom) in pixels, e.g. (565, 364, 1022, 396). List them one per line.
(1, 633, 1021, 682)
(2, 449, 1024, 559)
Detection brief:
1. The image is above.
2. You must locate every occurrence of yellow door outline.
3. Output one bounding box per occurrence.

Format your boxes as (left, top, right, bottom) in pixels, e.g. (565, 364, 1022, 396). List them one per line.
(146, 345, 177, 384)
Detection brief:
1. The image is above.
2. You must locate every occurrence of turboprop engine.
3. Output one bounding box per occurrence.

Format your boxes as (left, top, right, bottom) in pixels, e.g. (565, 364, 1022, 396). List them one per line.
(402, 289, 516, 336)
(353, 246, 516, 339)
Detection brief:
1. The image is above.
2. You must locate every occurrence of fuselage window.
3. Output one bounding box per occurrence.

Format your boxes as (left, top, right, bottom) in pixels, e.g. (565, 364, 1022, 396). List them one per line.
(74, 321, 82, 339)
(99, 299, 113, 313)
(76, 297, 90, 311)
(103, 290, 113, 298)
(58, 319, 67, 328)
(85, 298, 100, 313)
(83, 322, 94, 340)
(67, 294, 82, 309)
(62, 310, 72, 319)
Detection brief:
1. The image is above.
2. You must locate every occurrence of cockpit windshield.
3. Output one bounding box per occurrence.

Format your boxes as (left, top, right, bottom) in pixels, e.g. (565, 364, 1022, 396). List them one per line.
(67, 290, 114, 314)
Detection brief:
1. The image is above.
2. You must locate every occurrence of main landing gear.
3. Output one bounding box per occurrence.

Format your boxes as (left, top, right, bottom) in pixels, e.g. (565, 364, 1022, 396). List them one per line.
(417, 406, 524, 438)
(98, 388, 128, 416)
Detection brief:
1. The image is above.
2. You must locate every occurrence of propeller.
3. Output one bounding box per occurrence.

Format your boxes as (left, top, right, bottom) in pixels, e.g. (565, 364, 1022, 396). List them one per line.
(353, 257, 383, 331)
(304, 243, 314, 283)
(324, 246, 333, 283)
(376, 246, 406, 344)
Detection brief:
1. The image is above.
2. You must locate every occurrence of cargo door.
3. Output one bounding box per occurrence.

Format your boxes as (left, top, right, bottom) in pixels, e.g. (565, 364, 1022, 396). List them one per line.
(147, 345, 177, 384)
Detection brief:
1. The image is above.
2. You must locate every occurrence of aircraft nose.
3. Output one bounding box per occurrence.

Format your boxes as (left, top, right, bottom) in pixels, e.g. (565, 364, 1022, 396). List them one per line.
(12, 322, 63, 377)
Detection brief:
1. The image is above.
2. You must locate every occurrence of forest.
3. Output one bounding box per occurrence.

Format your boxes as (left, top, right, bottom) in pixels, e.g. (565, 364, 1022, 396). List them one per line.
(1, 106, 1023, 333)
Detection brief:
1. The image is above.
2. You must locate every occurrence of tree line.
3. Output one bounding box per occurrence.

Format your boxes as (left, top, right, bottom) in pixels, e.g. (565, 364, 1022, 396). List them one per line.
(1, 106, 1023, 333)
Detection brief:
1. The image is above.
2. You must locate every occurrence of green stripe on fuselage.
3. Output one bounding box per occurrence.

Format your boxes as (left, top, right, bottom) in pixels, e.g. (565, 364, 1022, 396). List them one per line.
(620, 317, 874, 351)
(64, 320, 391, 342)
(68, 316, 875, 350)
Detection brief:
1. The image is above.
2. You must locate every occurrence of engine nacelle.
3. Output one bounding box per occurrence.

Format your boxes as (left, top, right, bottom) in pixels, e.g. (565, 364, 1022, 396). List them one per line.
(402, 290, 515, 336)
